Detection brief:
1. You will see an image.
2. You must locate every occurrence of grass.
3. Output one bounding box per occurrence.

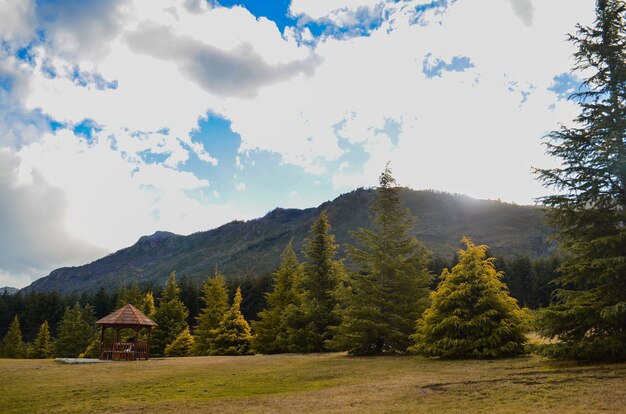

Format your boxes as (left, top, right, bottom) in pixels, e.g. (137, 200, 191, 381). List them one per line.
(2, 353, 626, 413)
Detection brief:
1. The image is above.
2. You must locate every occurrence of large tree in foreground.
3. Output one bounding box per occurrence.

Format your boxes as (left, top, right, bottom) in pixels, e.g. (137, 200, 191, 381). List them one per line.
(410, 238, 526, 359)
(287, 211, 345, 352)
(329, 165, 432, 355)
(193, 272, 229, 356)
(535, 0, 626, 360)
(1, 315, 25, 358)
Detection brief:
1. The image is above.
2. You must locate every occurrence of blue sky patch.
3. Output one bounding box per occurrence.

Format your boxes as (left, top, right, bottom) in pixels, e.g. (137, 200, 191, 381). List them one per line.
(548, 72, 581, 100)
(423, 54, 473, 78)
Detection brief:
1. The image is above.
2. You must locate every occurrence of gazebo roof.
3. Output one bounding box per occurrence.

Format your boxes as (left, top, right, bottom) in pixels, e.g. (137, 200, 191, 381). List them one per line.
(96, 304, 157, 327)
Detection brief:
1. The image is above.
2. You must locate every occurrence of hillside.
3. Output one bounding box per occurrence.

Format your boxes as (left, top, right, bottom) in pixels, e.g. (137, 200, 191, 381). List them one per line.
(24, 188, 553, 293)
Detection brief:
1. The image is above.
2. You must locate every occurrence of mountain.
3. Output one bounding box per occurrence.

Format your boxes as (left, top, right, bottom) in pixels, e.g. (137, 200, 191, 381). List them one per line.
(1, 287, 19, 295)
(23, 188, 554, 294)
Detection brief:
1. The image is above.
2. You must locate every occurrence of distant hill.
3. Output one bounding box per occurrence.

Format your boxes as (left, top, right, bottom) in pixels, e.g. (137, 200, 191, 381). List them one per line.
(23, 188, 554, 294)
(1, 287, 19, 295)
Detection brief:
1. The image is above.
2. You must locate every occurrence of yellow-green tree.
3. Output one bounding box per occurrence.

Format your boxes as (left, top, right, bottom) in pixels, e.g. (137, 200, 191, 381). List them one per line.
(193, 272, 229, 355)
(28, 320, 52, 359)
(164, 326, 195, 357)
(140, 292, 156, 320)
(209, 287, 252, 355)
(410, 238, 526, 358)
(1, 315, 25, 358)
(54, 303, 96, 358)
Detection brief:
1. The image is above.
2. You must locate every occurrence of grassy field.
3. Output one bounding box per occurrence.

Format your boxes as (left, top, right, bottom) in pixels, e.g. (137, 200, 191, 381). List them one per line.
(2, 353, 626, 413)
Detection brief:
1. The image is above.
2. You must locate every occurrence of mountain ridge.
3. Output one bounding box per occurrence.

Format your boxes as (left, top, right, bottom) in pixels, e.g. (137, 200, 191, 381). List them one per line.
(23, 188, 554, 294)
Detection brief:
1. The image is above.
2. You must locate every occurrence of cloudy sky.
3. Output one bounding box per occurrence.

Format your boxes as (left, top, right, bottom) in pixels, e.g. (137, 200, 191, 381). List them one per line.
(0, 0, 594, 288)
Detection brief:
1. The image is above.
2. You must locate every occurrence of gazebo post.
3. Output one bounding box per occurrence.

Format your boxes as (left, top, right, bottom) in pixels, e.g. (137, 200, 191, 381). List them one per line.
(99, 326, 105, 359)
(147, 329, 152, 360)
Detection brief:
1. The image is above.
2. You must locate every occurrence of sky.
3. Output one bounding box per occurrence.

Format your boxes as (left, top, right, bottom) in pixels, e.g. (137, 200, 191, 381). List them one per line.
(0, 0, 596, 288)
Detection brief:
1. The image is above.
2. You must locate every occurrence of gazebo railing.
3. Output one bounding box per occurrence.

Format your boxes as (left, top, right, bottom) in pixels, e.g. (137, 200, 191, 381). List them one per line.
(99, 341, 149, 361)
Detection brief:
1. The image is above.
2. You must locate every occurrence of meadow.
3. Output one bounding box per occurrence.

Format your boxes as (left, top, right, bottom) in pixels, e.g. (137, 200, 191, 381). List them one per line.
(2, 353, 626, 413)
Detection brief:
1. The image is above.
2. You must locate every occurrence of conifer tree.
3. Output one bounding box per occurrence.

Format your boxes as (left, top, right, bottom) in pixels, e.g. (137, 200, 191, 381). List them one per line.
(28, 320, 52, 359)
(193, 272, 229, 355)
(152, 272, 189, 356)
(140, 292, 156, 320)
(535, 0, 626, 360)
(252, 241, 303, 354)
(287, 211, 345, 352)
(209, 287, 252, 355)
(164, 326, 195, 357)
(329, 165, 432, 355)
(410, 238, 527, 358)
(54, 303, 96, 358)
(1, 315, 25, 358)
(117, 281, 144, 309)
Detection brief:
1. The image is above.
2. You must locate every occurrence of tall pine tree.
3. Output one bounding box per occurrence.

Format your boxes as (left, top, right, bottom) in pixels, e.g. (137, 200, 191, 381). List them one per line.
(209, 287, 252, 355)
(1, 315, 25, 358)
(193, 272, 229, 355)
(151, 272, 189, 356)
(286, 211, 344, 352)
(252, 241, 303, 354)
(410, 238, 527, 359)
(535, 0, 626, 360)
(54, 303, 96, 358)
(329, 165, 432, 355)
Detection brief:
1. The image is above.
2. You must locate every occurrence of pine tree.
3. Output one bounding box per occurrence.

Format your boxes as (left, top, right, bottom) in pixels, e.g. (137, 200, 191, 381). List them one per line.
(193, 272, 229, 355)
(1, 315, 25, 358)
(117, 281, 143, 309)
(329, 165, 432, 355)
(410, 238, 527, 358)
(140, 292, 156, 320)
(54, 303, 96, 358)
(209, 287, 252, 355)
(164, 326, 195, 357)
(287, 211, 344, 352)
(28, 320, 52, 359)
(535, 0, 626, 360)
(252, 241, 303, 354)
(151, 272, 189, 356)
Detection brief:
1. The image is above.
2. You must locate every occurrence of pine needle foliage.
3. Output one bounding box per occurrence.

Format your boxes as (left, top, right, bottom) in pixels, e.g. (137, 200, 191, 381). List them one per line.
(140, 292, 156, 320)
(164, 326, 195, 357)
(329, 165, 432, 355)
(193, 272, 229, 355)
(535, 0, 626, 361)
(54, 303, 96, 358)
(151, 272, 189, 356)
(209, 287, 252, 355)
(28, 320, 52, 359)
(287, 211, 345, 352)
(1, 315, 25, 358)
(410, 238, 527, 359)
(252, 241, 303, 354)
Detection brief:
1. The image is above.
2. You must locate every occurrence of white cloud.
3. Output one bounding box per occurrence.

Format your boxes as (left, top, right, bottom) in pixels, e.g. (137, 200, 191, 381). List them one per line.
(235, 182, 246, 191)
(0, 0, 36, 45)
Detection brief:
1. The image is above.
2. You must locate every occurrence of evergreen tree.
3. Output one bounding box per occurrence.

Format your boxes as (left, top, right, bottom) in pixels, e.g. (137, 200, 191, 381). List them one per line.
(535, 0, 626, 360)
(193, 272, 229, 355)
(28, 320, 52, 359)
(54, 303, 96, 358)
(117, 281, 143, 309)
(140, 292, 156, 320)
(1, 315, 25, 358)
(410, 238, 527, 358)
(164, 326, 195, 357)
(287, 211, 344, 352)
(252, 241, 303, 354)
(151, 272, 189, 356)
(209, 287, 252, 355)
(329, 165, 432, 355)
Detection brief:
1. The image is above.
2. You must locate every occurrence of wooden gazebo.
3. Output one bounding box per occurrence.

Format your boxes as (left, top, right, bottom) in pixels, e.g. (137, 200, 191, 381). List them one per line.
(95, 304, 157, 361)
